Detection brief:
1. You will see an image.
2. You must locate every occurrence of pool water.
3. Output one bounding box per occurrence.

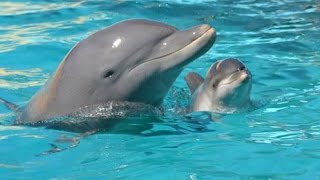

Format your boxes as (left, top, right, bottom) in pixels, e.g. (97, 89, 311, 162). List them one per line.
(1, 0, 320, 179)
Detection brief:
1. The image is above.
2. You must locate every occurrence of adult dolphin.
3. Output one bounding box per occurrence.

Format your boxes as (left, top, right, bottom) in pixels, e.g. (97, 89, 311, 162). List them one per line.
(185, 58, 252, 113)
(1, 19, 216, 124)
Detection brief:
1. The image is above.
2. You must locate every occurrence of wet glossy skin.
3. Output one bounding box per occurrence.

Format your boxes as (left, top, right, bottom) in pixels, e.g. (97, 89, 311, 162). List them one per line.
(187, 58, 252, 113)
(17, 19, 216, 123)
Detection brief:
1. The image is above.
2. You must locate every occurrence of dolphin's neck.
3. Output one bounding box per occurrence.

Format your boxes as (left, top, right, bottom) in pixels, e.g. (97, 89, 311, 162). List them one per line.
(211, 99, 251, 113)
(18, 60, 68, 123)
(190, 84, 251, 113)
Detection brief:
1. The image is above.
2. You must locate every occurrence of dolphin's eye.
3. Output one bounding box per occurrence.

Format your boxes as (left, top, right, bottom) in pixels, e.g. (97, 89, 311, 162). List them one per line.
(103, 70, 114, 78)
(238, 66, 246, 71)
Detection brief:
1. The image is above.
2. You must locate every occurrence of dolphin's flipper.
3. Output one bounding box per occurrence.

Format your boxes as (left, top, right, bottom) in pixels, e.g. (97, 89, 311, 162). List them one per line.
(0, 97, 19, 113)
(185, 72, 204, 94)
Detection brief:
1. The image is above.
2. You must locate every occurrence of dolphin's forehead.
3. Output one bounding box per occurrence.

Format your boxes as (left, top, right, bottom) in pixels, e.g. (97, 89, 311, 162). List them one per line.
(210, 58, 246, 77)
(116, 19, 178, 31)
(218, 58, 245, 71)
(100, 19, 177, 46)
(78, 20, 177, 61)
(65, 19, 179, 70)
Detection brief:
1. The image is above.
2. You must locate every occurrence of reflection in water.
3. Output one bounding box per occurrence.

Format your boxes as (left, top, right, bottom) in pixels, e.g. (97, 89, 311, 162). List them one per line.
(0, 23, 64, 52)
(0, 1, 85, 16)
(0, 79, 45, 89)
(0, 2, 112, 52)
(0, 125, 24, 131)
(247, 130, 313, 146)
(0, 68, 48, 89)
(0, 0, 319, 178)
(0, 13, 110, 52)
(0, 163, 22, 169)
(0, 68, 43, 77)
(72, 12, 111, 24)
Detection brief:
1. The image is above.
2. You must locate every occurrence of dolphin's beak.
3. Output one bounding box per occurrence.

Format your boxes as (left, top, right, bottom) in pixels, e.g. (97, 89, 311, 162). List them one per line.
(219, 68, 251, 86)
(149, 24, 216, 70)
(159, 24, 216, 58)
(129, 24, 216, 74)
(174, 24, 215, 44)
(240, 69, 251, 82)
(181, 24, 215, 44)
(182, 25, 216, 63)
(237, 69, 252, 84)
(184, 24, 216, 58)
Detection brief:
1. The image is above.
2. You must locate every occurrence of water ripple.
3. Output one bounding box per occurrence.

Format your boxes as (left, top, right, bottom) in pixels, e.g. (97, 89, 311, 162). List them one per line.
(0, 1, 85, 16)
(0, 0, 319, 179)
(0, 68, 48, 89)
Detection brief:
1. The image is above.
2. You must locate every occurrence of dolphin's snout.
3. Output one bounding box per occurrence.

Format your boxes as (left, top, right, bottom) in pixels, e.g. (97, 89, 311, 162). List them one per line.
(198, 24, 211, 34)
(239, 69, 251, 83)
(198, 24, 213, 34)
(187, 24, 216, 42)
(202, 27, 216, 42)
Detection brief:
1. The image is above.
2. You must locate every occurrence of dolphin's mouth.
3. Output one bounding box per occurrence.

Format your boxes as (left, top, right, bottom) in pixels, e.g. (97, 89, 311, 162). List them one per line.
(130, 26, 215, 73)
(147, 26, 214, 62)
(220, 70, 251, 86)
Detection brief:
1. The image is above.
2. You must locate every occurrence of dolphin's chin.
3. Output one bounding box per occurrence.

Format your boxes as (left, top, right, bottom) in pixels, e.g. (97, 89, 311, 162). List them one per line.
(217, 79, 251, 108)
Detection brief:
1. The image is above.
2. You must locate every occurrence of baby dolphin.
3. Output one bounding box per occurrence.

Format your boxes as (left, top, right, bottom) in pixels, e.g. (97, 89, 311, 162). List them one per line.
(0, 19, 216, 124)
(185, 58, 252, 113)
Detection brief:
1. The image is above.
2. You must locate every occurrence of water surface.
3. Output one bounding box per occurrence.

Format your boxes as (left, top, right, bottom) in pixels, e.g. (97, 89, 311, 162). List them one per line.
(0, 0, 320, 179)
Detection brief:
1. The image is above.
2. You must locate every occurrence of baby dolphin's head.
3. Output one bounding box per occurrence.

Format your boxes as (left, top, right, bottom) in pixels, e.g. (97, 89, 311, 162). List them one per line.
(205, 58, 252, 108)
(185, 58, 252, 113)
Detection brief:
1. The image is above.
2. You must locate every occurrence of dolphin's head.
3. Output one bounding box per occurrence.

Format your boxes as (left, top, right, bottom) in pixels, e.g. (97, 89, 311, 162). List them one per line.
(61, 19, 216, 106)
(204, 58, 252, 108)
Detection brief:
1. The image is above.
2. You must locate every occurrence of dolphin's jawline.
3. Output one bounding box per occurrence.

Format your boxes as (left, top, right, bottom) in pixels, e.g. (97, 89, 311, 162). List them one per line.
(130, 27, 214, 73)
(219, 70, 249, 86)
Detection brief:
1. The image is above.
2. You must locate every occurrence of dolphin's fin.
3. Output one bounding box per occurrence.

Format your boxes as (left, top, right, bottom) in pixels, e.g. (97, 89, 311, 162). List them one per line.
(0, 97, 19, 113)
(185, 72, 204, 94)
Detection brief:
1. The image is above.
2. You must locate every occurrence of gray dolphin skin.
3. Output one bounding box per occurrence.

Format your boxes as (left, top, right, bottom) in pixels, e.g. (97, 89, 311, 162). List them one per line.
(185, 58, 252, 113)
(8, 19, 215, 124)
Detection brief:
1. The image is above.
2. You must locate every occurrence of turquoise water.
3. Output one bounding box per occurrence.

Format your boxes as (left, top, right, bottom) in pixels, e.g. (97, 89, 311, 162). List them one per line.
(1, 0, 320, 179)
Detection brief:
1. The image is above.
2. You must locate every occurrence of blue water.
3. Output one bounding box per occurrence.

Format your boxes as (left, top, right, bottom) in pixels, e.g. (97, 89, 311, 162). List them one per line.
(1, 0, 320, 179)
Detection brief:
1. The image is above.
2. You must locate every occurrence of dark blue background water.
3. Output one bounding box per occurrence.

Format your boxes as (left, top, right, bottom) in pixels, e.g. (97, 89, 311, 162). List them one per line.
(0, 0, 319, 179)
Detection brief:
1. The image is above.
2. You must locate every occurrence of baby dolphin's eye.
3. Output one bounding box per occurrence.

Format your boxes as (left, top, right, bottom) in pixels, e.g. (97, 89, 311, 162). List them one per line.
(103, 70, 114, 78)
(238, 66, 246, 71)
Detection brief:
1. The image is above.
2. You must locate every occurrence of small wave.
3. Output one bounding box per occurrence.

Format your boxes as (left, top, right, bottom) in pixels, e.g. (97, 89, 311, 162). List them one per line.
(71, 101, 163, 118)
(0, 79, 46, 89)
(29, 101, 163, 133)
(0, 163, 22, 169)
(247, 129, 315, 146)
(0, 68, 43, 77)
(0, 1, 85, 16)
(0, 68, 48, 89)
(0, 125, 24, 131)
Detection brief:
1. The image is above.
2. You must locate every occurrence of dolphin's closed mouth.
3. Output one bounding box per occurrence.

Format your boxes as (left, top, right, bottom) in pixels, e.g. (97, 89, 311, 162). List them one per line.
(220, 70, 250, 85)
(130, 26, 215, 73)
(147, 26, 215, 61)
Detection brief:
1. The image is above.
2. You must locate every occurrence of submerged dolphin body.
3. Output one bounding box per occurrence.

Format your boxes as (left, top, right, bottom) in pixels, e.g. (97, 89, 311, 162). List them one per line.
(185, 58, 252, 113)
(1, 19, 216, 124)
